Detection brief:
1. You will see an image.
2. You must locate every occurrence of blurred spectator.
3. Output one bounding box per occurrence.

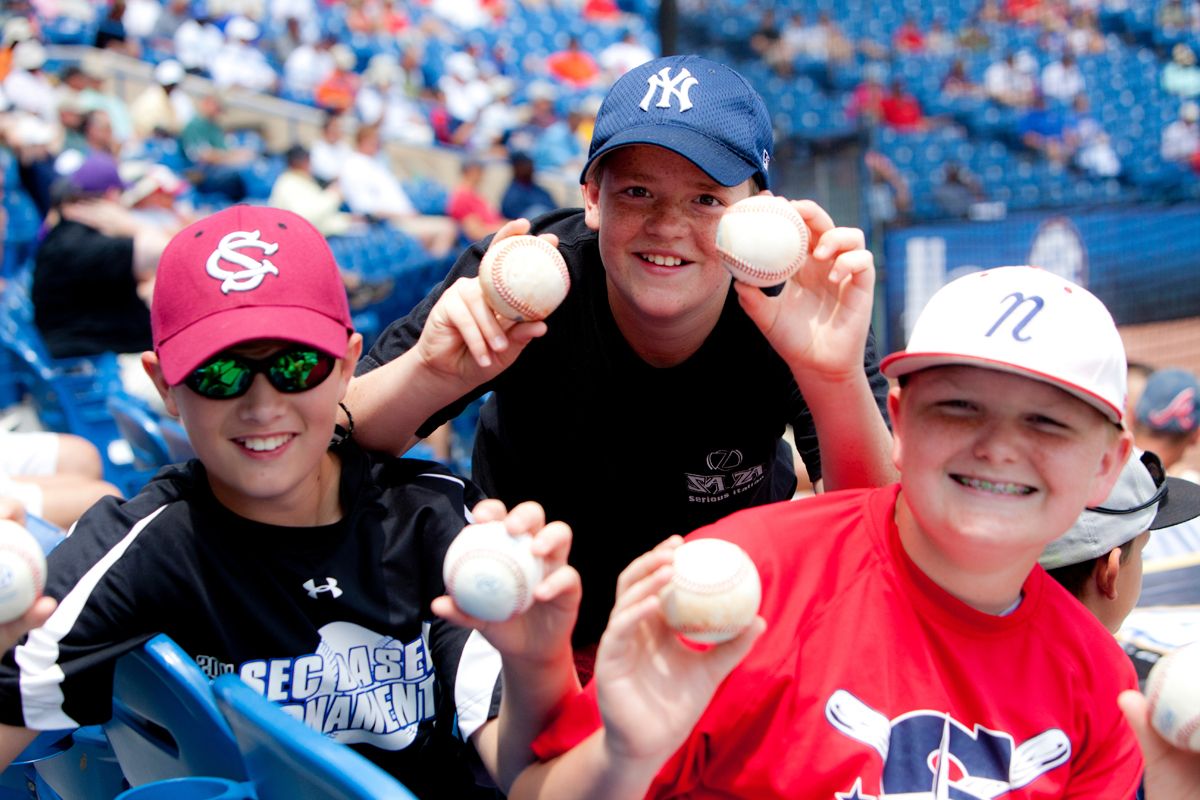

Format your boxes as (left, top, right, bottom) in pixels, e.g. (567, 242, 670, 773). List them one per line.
(32, 153, 171, 403)
(0, 17, 36, 83)
(1066, 9, 1107, 56)
(957, 13, 993, 52)
(863, 150, 911, 226)
(1161, 100, 1200, 169)
(750, 9, 788, 73)
(447, 156, 507, 241)
(816, 12, 854, 64)
(508, 81, 578, 172)
(211, 17, 278, 93)
(179, 92, 253, 201)
(1041, 51, 1085, 104)
(123, 0, 160, 40)
(1163, 43, 1200, 99)
(80, 108, 117, 158)
(282, 34, 335, 101)
(120, 161, 193, 234)
(267, 144, 356, 237)
(5, 113, 59, 217)
(309, 112, 351, 184)
(467, 76, 521, 155)
(847, 63, 887, 125)
(129, 59, 194, 139)
(925, 17, 956, 57)
(439, 51, 493, 130)
(881, 78, 927, 131)
(984, 50, 1036, 108)
(339, 123, 458, 257)
(173, 14, 223, 76)
(1133, 369, 1200, 482)
(893, 16, 925, 53)
(1066, 94, 1120, 177)
(545, 35, 601, 89)
(1018, 92, 1072, 164)
(3, 39, 54, 121)
(932, 162, 986, 218)
(941, 58, 985, 99)
(149, 0, 191, 52)
(312, 43, 359, 113)
(357, 55, 434, 147)
(1157, 0, 1191, 35)
(0, 432, 120, 528)
(599, 29, 654, 79)
(1006, 0, 1043, 24)
(59, 64, 134, 147)
(500, 150, 556, 220)
(95, 0, 136, 55)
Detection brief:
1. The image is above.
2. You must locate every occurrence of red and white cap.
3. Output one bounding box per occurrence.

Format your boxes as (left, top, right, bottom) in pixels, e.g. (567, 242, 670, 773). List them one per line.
(151, 205, 352, 386)
(881, 266, 1127, 423)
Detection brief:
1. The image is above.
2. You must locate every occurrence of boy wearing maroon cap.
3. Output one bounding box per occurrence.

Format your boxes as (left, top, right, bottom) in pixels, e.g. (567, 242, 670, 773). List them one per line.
(0, 207, 582, 798)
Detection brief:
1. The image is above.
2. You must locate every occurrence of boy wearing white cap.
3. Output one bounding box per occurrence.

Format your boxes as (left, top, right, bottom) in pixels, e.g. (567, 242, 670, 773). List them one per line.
(516, 266, 1147, 798)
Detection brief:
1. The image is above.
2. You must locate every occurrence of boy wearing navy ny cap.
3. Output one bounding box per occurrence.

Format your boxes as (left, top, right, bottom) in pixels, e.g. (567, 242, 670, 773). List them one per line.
(518, 267, 1154, 798)
(0, 206, 583, 798)
(348, 55, 896, 655)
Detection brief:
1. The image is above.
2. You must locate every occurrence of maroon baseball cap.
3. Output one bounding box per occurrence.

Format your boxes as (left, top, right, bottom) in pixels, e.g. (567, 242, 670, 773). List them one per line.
(151, 205, 352, 386)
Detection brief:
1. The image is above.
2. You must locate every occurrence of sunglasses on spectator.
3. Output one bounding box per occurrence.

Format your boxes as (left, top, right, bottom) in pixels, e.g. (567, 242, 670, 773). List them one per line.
(183, 346, 336, 399)
(1088, 450, 1168, 516)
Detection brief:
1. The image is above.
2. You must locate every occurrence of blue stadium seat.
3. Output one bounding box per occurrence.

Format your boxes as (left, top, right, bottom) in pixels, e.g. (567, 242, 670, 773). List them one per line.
(104, 634, 247, 788)
(211, 675, 417, 800)
(107, 395, 173, 472)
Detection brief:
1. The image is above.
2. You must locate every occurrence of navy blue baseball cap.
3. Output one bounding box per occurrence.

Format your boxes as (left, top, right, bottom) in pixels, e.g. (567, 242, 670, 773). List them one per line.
(580, 55, 774, 190)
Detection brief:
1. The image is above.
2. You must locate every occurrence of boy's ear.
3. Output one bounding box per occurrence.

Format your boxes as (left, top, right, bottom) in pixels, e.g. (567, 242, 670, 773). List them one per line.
(140, 351, 180, 418)
(1095, 547, 1122, 600)
(1085, 428, 1132, 507)
(887, 385, 904, 471)
(335, 334, 363, 400)
(581, 178, 600, 231)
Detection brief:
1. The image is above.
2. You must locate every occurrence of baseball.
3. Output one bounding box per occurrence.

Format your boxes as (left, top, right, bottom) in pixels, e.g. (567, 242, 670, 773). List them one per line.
(715, 195, 809, 287)
(443, 521, 544, 623)
(0, 520, 47, 625)
(479, 235, 570, 322)
(1146, 641, 1200, 752)
(659, 538, 761, 644)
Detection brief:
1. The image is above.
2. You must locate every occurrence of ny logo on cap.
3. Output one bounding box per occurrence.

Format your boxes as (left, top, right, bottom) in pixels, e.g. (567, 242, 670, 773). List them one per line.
(206, 229, 280, 294)
(985, 292, 1045, 342)
(640, 67, 698, 112)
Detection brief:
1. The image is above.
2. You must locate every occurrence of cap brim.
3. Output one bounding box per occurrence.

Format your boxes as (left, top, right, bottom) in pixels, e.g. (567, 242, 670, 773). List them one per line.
(156, 306, 350, 386)
(580, 123, 760, 187)
(1151, 477, 1200, 530)
(880, 351, 1123, 423)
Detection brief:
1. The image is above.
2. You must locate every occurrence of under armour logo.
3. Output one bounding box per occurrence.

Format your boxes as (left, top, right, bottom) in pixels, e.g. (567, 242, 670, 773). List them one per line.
(984, 291, 1044, 342)
(206, 229, 280, 294)
(303, 578, 343, 599)
(1149, 387, 1197, 431)
(640, 67, 698, 112)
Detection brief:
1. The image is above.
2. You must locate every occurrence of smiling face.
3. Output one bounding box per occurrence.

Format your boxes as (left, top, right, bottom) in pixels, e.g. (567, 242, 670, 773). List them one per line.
(889, 366, 1129, 578)
(145, 335, 362, 526)
(582, 145, 756, 332)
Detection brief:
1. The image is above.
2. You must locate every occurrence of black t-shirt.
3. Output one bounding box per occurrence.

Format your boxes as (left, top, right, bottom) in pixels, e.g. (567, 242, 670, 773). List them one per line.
(32, 220, 152, 359)
(0, 442, 499, 799)
(360, 209, 891, 645)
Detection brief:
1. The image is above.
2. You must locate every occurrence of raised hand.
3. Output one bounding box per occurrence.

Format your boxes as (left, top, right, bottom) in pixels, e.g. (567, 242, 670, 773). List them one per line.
(595, 537, 764, 764)
(734, 198, 875, 382)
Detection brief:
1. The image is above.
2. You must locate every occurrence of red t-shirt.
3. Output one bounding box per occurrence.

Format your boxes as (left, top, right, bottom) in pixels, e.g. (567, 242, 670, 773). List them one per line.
(534, 485, 1143, 799)
(446, 186, 502, 226)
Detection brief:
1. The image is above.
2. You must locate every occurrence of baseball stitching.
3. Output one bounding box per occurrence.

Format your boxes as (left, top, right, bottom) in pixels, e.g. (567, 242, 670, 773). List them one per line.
(1148, 652, 1200, 750)
(5, 545, 44, 595)
(446, 548, 531, 615)
(490, 238, 568, 320)
(719, 201, 808, 283)
(670, 561, 752, 596)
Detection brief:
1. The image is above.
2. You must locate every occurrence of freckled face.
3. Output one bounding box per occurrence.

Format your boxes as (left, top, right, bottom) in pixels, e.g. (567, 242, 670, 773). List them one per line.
(582, 146, 755, 328)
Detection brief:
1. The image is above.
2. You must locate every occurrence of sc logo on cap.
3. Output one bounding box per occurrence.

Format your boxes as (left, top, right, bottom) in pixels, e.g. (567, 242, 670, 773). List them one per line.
(207, 229, 280, 294)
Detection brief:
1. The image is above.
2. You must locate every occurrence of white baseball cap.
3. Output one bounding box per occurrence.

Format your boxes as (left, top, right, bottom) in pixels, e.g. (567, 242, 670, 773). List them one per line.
(881, 266, 1127, 423)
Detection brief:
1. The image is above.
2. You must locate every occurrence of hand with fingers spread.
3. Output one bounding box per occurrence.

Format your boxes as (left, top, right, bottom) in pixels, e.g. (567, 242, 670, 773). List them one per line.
(734, 197, 875, 383)
(594, 537, 765, 767)
(416, 219, 557, 385)
(1119, 690, 1200, 800)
